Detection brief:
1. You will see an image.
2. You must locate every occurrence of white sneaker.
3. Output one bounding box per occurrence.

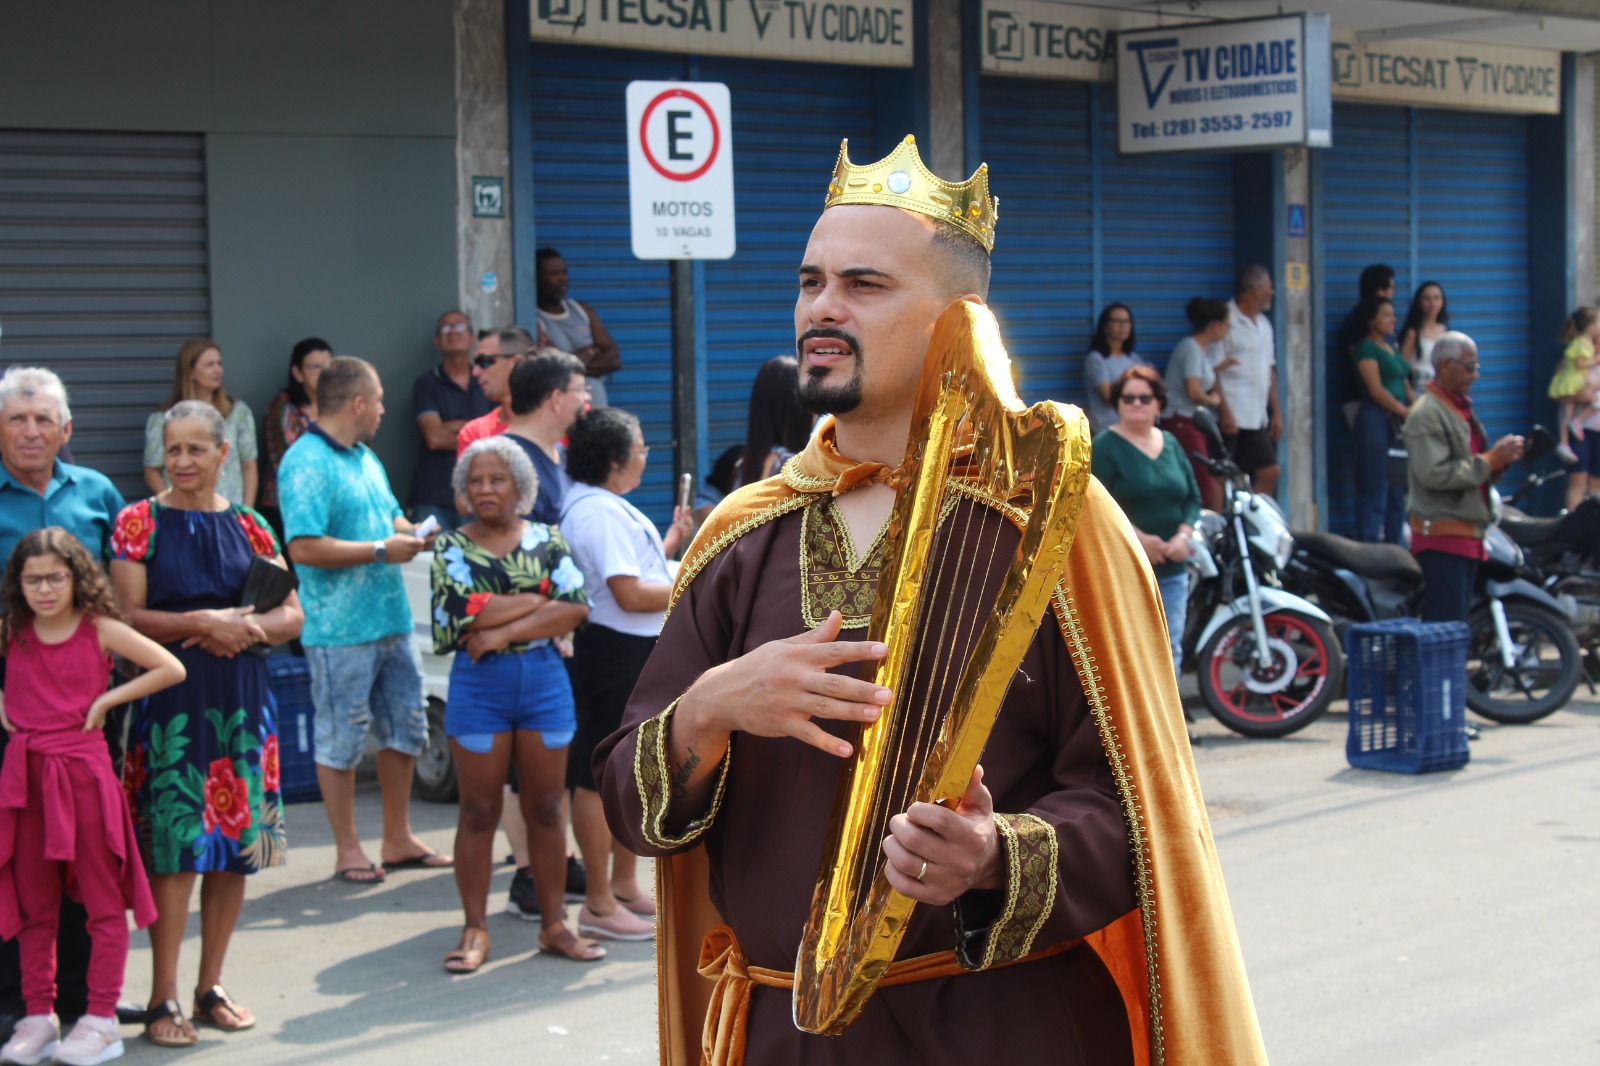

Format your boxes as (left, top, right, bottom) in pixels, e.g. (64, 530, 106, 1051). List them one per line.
(1557, 443, 1580, 465)
(51, 1015, 121, 1066)
(0, 1015, 58, 1065)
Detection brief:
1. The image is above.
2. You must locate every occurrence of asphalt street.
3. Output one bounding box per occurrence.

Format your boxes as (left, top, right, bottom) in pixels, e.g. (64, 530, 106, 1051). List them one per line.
(107, 692, 1599, 1065)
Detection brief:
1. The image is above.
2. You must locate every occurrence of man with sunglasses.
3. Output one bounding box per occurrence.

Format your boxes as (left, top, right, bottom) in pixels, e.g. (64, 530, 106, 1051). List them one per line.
(410, 310, 493, 531)
(457, 326, 537, 457)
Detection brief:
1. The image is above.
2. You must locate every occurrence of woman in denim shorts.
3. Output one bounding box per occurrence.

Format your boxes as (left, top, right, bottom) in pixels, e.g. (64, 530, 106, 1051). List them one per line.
(429, 437, 595, 971)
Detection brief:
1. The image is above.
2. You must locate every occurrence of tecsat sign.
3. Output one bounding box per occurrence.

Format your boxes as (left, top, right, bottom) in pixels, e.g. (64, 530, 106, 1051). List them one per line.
(530, 0, 912, 67)
(1329, 33, 1558, 115)
(1117, 14, 1332, 155)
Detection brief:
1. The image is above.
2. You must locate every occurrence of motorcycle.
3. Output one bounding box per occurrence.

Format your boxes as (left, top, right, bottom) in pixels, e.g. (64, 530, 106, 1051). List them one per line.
(1181, 410, 1343, 738)
(1495, 458, 1600, 700)
(1278, 426, 1581, 725)
(1462, 512, 1583, 723)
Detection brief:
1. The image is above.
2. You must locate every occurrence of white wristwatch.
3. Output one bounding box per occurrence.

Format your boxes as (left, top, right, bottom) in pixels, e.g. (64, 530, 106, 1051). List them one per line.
(372, 539, 388, 563)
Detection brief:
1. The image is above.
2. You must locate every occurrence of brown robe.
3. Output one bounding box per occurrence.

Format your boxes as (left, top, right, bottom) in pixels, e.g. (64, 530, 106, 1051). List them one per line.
(597, 495, 1139, 1063)
(595, 421, 1268, 1066)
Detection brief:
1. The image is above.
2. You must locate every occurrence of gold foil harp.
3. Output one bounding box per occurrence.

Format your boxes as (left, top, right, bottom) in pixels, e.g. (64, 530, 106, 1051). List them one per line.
(793, 299, 1092, 1035)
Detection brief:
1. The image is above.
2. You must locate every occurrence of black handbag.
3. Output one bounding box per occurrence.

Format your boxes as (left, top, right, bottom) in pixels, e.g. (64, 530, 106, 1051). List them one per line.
(238, 556, 298, 655)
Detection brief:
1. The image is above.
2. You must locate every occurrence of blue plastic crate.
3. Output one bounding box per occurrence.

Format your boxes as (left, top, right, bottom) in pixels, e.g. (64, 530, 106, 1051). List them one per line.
(266, 654, 321, 804)
(1345, 620, 1471, 774)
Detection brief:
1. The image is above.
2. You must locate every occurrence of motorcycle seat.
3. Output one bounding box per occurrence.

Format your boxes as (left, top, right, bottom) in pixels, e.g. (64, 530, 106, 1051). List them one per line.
(1499, 511, 1563, 547)
(1293, 530, 1423, 581)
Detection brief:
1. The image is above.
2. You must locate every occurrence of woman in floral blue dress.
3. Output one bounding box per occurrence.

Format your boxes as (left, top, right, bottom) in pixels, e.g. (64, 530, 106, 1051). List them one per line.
(430, 437, 591, 971)
(110, 402, 303, 1046)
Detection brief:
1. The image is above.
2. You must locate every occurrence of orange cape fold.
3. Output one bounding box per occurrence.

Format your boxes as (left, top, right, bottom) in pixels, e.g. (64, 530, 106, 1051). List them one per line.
(653, 419, 1268, 1066)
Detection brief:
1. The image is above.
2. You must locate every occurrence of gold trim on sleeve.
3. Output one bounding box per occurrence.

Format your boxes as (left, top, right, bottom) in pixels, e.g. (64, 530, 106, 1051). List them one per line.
(955, 812, 1059, 971)
(635, 697, 733, 850)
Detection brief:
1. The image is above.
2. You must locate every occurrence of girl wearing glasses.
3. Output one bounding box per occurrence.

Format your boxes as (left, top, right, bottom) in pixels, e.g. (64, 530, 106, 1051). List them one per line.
(1091, 366, 1201, 678)
(0, 528, 185, 1066)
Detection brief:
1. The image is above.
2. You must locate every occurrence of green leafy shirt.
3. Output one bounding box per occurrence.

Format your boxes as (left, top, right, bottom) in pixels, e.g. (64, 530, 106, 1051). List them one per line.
(429, 523, 588, 656)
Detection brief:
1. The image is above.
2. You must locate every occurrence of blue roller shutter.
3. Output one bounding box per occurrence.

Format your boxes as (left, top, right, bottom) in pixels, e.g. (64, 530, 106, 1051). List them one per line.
(1416, 109, 1530, 442)
(528, 44, 879, 520)
(1097, 91, 1236, 370)
(977, 76, 1094, 406)
(529, 45, 681, 520)
(1321, 103, 1531, 536)
(1322, 104, 1410, 536)
(696, 56, 878, 473)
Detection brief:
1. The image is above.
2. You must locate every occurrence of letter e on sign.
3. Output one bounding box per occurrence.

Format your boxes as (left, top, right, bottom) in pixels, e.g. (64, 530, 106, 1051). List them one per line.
(627, 81, 737, 260)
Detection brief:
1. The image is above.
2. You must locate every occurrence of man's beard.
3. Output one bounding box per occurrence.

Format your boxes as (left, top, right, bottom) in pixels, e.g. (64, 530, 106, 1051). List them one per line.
(796, 328, 864, 416)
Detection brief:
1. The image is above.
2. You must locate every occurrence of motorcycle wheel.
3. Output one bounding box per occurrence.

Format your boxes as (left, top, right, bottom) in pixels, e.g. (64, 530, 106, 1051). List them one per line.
(1198, 610, 1345, 738)
(1465, 602, 1582, 724)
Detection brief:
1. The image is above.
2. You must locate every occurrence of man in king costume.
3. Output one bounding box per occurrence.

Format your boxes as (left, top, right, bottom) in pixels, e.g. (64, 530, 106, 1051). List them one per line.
(595, 136, 1268, 1065)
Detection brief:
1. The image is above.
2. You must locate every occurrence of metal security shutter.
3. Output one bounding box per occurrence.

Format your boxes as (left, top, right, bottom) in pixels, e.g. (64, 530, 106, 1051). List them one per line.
(1320, 104, 1531, 535)
(697, 56, 878, 472)
(977, 77, 1094, 406)
(1322, 104, 1410, 535)
(1097, 91, 1236, 368)
(0, 130, 210, 498)
(528, 46, 879, 520)
(529, 45, 682, 519)
(1416, 109, 1530, 440)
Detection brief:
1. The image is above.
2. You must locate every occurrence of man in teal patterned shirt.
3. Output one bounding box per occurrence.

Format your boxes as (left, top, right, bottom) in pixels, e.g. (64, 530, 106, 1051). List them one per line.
(279, 356, 451, 884)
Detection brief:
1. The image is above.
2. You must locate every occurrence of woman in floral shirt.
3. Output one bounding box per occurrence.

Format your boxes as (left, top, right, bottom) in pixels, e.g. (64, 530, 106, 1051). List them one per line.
(110, 401, 303, 1045)
(430, 436, 591, 972)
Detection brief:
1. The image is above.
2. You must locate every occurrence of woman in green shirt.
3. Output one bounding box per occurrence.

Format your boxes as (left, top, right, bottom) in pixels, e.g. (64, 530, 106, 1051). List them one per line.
(1092, 365, 1202, 677)
(1352, 296, 1413, 545)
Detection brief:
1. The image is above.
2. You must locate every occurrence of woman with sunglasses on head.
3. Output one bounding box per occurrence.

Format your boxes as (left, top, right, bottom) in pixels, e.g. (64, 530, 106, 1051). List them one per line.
(1091, 366, 1201, 679)
(1083, 302, 1148, 436)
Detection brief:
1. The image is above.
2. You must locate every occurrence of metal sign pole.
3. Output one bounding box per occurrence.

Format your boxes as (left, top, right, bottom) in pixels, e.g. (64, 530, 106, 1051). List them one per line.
(670, 258, 698, 502)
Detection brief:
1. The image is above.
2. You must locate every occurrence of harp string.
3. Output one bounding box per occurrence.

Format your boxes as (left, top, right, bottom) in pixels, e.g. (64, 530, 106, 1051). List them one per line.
(854, 395, 1015, 916)
(848, 395, 979, 911)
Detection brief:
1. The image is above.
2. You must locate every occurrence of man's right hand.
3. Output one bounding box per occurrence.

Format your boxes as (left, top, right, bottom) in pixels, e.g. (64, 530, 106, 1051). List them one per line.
(677, 610, 892, 759)
(1489, 434, 1526, 469)
(382, 533, 427, 564)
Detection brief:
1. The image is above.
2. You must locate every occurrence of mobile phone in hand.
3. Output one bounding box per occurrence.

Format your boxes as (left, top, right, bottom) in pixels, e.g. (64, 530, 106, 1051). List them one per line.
(414, 515, 441, 540)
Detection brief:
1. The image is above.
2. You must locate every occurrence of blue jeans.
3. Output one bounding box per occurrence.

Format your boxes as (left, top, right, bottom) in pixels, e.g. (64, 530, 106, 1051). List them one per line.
(1156, 571, 1190, 678)
(1417, 550, 1479, 624)
(1355, 400, 1406, 544)
(305, 633, 428, 770)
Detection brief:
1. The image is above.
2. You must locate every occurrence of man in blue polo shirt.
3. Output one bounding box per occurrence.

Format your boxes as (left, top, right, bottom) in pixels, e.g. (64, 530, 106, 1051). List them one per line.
(0, 367, 124, 563)
(410, 309, 493, 530)
(0, 366, 125, 1038)
(279, 356, 450, 884)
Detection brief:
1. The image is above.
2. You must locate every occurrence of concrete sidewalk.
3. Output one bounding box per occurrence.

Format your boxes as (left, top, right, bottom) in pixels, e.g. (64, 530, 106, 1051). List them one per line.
(117, 793, 657, 1064)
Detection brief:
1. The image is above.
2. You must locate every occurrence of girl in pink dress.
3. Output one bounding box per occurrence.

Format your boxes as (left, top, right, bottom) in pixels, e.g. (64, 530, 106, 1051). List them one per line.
(0, 528, 184, 1066)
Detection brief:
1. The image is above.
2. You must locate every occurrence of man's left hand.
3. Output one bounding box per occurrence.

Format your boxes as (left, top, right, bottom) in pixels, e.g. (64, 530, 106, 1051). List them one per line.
(882, 766, 1001, 906)
(1269, 411, 1284, 442)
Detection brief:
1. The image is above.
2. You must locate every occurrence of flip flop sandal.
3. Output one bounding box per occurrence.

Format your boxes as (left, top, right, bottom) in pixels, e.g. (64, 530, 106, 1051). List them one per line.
(334, 864, 386, 884)
(443, 928, 491, 974)
(144, 1000, 198, 1047)
(383, 848, 454, 871)
(193, 985, 256, 1031)
(539, 928, 607, 963)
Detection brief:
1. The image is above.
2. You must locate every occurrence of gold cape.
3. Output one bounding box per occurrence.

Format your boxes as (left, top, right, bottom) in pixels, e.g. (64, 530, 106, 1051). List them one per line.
(653, 418, 1268, 1066)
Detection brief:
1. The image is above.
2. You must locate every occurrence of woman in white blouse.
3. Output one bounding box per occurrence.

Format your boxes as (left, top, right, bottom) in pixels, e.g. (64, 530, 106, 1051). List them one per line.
(559, 407, 692, 942)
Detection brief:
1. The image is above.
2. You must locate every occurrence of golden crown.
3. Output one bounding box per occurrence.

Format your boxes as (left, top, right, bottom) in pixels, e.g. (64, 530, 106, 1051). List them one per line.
(824, 135, 998, 254)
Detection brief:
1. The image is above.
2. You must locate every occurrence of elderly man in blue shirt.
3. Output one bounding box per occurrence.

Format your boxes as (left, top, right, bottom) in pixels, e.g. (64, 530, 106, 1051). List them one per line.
(0, 367, 125, 563)
(0, 366, 125, 1040)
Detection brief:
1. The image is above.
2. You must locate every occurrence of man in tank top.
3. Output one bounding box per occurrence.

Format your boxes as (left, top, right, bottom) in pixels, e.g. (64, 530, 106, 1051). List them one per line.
(535, 248, 620, 408)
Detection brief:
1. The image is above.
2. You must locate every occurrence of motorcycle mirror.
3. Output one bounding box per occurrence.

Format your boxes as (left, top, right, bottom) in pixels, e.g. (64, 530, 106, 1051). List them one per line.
(1191, 405, 1225, 447)
(1525, 425, 1557, 464)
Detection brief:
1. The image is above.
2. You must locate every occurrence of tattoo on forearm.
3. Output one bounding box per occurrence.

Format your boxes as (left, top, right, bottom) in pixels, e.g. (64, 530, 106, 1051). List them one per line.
(670, 747, 702, 801)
